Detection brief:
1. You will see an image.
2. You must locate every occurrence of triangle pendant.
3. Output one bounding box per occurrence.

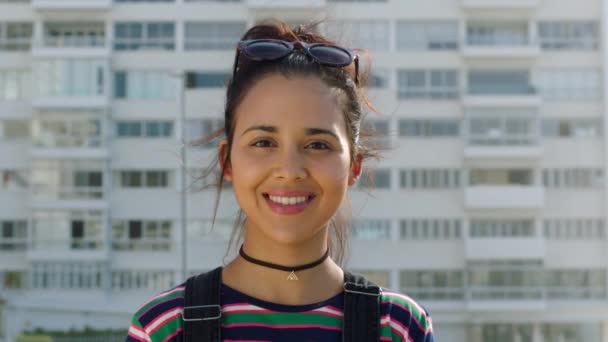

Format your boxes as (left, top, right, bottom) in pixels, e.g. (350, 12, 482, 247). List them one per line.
(287, 271, 299, 281)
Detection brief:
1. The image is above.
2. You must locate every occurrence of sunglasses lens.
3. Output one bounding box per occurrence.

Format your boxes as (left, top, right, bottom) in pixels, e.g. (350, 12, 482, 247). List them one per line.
(309, 46, 352, 66)
(244, 41, 291, 60)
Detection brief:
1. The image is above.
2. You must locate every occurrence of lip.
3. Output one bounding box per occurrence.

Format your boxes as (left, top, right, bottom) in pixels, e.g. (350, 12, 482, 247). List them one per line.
(262, 191, 316, 215)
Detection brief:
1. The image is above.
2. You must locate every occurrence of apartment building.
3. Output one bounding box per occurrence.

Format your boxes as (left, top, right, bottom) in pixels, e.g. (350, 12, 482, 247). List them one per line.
(0, 0, 607, 341)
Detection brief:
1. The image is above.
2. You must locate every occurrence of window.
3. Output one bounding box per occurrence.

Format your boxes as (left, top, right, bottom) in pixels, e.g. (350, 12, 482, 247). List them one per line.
(185, 118, 224, 148)
(0, 221, 26, 250)
(470, 219, 535, 237)
(542, 168, 603, 189)
(401, 219, 461, 240)
(0, 22, 32, 51)
(35, 59, 105, 97)
(398, 69, 459, 99)
(358, 168, 391, 189)
(546, 269, 606, 299)
(542, 323, 602, 342)
(111, 270, 174, 291)
(184, 22, 245, 50)
(397, 21, 458, 50)
(1, 271, 26, 290)
(112, 220, 172, 251)
(114, 71, 176, 100)
(400, 169, 460, 189)
(468, 260, 544, 300)
(400, 270, 464, 300)
(32, 262, 105, 289)
(542, 118, 603, 138)
(544, 219, 605, 240)
(398, 119, 460, 138)
(352, 219, 391, 240)
(33, 117, 102, 148)
(468, 70, 533, 95)
(469, 169, 533, 186)
(481, 324, 534, 342)
(116, 121, 173, 137)
(467, 109, 538, 146)
(0, 70, 31, 100)
(31, 160, 104, 200)
(467, 21, 529, 46)
(325, 20, 390, 51)
(114, 22, 174, 50)
(1, 170, 28, 190)
(536, 70, 601, 101)
(117, 170, 171, 188)
(0, 120, 29, 140)
(44, 22, 106, 48)
(186, 71, 229, 89)
(366, 69, 389, 88)
(353, 270, 390, 288)
(539, 21, 599, 50)
(115, 0, 174, 2)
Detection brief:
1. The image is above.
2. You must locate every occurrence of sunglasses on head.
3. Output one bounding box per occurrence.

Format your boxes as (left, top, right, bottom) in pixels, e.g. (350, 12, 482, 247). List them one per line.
(232, 38, 359, 85)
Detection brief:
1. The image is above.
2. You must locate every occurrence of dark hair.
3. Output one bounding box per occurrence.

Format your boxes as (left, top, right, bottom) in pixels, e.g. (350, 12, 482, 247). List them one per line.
(194, 19, 381, 266)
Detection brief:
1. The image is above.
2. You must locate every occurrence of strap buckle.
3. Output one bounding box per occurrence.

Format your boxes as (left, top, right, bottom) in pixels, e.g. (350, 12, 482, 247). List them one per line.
(343, 282, 381, 297)
(182, 304, 222, 322)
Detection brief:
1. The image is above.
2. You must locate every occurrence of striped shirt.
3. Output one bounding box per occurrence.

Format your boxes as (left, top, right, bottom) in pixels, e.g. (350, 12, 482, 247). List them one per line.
(126, 283, 434, 342)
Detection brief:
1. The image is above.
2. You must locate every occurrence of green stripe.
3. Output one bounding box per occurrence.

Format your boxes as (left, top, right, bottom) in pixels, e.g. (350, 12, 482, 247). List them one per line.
(224, 312, 342, 328)
(149, 315, 183, 342)
(382, 292, 431, 331)
(134, 289, 185, 317)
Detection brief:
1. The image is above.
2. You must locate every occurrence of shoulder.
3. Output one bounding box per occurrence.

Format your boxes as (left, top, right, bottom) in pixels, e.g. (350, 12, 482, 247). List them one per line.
(126, 284, 186, 342)
(379, 289, 434, 342)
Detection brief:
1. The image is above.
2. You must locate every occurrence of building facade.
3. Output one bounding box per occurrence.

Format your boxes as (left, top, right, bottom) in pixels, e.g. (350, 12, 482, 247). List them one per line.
(0, 0, 607, 341)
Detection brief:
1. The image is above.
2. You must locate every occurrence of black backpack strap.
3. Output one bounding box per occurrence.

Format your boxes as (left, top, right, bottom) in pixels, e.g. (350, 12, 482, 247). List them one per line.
(182, 266, 223, 342)
(342, 271, 382, 342)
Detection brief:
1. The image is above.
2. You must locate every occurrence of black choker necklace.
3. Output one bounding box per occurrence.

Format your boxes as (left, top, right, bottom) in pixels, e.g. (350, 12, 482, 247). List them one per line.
(239, 244, 330, 281)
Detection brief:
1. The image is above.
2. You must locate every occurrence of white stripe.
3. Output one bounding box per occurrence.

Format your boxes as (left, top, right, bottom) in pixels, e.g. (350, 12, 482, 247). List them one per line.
(137, 286, 185, 312)
(128, 325, 152, 342)
(389, 319, 413, 342)
(383, 291, 426, 317)
(312, 306, 343, 317)
(144, 307, 182, 335)
(222, 304, 267, 313)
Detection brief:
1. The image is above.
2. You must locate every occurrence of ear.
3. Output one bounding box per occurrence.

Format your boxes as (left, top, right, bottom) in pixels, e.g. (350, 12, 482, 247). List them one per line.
(348, 153, 363, 186)
(218, 139, 233, 181)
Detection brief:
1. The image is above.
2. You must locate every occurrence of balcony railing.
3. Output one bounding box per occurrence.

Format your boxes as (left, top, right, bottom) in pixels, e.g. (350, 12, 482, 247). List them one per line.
(546, 287, 606, 300)
(468, 84, 537, 95)
(404, 287, 465, 300)
(0, 238, 27, 251)
(466, 35, 531, 47)
(0, 38, 31, 51)
(32, 185, 104, 200)
(470, 286, 544, 300)
(113, 38, 175, 51)
(34, 134, 103, 148)
(468, 134, 538, 146)
(112, 239, 172, 251)
(31, 238, 104, 251)
(43, 36, 106, 48)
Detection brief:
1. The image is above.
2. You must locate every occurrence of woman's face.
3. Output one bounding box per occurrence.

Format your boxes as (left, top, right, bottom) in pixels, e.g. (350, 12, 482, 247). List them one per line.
(222, 73, 361, 246)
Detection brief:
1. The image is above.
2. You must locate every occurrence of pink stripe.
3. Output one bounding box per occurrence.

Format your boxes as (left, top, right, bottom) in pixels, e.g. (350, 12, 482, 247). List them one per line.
(224, 323, 342, 331)
(310, 310, 342, 319)
(324, 305, 343, 312)
(146, 310, 181, 335)
(380, 337, 392, 341)
(138, 296, 183, 320)
(162, 328, 182, 342)
(381, 300, 429, 333)
(136, 286, 185, 312)
(225, 309, 274, 315)
(389, 315, 413, 342)
(222, 302, 262, 309)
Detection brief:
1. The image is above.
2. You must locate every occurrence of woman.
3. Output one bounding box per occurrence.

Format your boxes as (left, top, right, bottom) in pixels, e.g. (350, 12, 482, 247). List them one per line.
(126, 20, 435, 342)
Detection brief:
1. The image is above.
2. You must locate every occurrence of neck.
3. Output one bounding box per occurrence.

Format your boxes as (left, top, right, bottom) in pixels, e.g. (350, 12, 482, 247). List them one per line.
(222, 234, 344, 305)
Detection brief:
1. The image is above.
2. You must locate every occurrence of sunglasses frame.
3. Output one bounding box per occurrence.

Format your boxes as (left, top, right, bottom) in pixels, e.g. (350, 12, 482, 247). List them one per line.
(232, 38, 360, 86)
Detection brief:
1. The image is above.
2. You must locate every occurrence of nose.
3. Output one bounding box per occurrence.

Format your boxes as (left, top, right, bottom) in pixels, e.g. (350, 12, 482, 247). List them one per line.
(273, 145, 307, 181)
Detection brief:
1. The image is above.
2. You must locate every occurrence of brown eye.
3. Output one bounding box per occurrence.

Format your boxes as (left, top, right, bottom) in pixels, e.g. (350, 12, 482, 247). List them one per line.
(252, 139, 274, 148)
(307, 141, 331, 150)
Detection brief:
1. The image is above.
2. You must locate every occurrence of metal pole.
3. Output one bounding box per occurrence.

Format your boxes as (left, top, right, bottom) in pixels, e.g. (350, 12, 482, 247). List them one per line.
(178, 71, 187, 282)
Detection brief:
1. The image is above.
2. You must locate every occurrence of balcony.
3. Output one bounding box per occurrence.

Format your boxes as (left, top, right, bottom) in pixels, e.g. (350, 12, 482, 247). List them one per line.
(32, 0, 112, 11)
(31, 185, 106, 210)
(246, 0, 326, 9)
(33, 36, 109, 58)
(461, 0, 539, 10)
(465, 185, 544, 210)
(465, 132, 541, 159)
(466, 237, 545, 259)
(467, 286, 546, 311)
(0, 38, 31, 52)
(462, 36, 540, 59)
(464, 85, 541, 107)
(32, 135, 107, 159)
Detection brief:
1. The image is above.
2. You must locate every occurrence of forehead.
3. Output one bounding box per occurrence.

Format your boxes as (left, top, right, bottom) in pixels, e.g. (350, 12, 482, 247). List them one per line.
(233, 74, 347, 134)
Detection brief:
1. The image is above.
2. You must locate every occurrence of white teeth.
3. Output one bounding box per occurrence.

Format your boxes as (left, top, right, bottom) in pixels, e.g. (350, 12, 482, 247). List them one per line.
(268, 195, 308, 205)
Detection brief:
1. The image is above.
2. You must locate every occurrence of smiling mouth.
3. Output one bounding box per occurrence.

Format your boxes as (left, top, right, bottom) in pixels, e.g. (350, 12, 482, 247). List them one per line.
(262, 193, 316, 215)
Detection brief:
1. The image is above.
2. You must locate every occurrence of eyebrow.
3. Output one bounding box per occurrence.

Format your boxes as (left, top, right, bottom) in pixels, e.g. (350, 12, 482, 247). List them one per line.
(241, 125, 340, 140)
